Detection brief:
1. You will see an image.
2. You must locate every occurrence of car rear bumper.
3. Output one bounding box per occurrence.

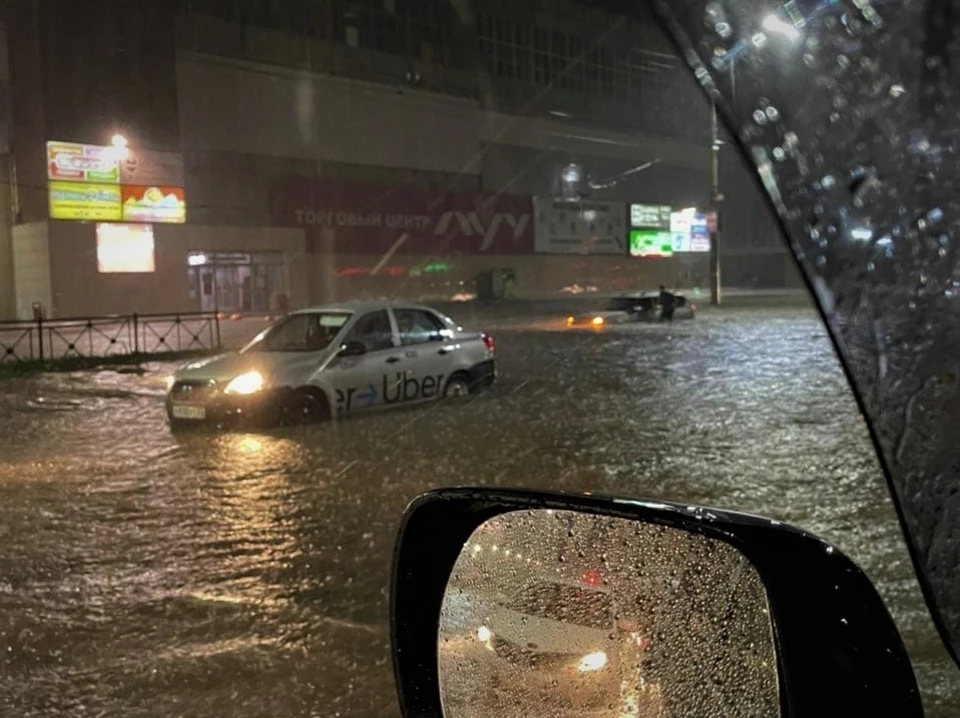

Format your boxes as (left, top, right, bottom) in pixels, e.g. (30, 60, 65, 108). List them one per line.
(469, 359, 497, 390)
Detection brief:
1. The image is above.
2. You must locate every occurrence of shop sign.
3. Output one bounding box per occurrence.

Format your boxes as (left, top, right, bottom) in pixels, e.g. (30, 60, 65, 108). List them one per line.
(49, 181, 122, 221)
(122, 185, 187, 223)
(47, 141, 119, 183)
(120, 149, 185, 186)
(630, 229, 673, 257)
(534, 197, 626, 255)
(96, 223, 155, 273)
(271, 178, 534, 254)
(630, 203, 672, 230)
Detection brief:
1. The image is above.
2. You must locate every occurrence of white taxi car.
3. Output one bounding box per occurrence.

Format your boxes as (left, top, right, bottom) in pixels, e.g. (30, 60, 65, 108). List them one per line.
(165, 302, 496, 427)
(475, 574, 655, 716)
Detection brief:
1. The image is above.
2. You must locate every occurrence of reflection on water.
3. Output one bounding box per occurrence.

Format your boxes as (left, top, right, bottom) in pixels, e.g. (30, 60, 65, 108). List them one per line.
(438, 509, 779, 718)
(0, 306, 955, 716)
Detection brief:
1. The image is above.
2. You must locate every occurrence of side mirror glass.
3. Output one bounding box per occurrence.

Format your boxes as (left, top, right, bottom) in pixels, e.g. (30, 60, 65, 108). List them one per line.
(438, 510, 779, 717)
(390, 489, 922, 718)
(338, 340, 366, 357)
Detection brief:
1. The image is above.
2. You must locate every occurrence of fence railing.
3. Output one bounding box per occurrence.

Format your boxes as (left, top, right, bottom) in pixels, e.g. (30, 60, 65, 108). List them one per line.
(0, 312, 221, 364)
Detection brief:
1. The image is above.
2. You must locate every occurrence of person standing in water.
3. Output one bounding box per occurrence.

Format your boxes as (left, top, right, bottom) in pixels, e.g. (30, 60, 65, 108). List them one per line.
(658, 285, 675, 323)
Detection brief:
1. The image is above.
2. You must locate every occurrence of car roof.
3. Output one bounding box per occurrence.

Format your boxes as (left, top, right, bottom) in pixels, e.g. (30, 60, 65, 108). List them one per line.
(290, 301, 443, 315)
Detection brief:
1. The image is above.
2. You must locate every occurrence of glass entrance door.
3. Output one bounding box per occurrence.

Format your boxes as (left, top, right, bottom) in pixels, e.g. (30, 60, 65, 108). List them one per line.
(187, 252, 287, 314)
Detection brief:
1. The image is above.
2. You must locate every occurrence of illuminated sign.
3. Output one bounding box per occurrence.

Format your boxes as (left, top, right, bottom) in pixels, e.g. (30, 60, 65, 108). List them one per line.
(121, 185, 186, 223)
(49, 181, 122, 221)
(96, 223, 155, 273)
(47, 141, 119, 183)
(630, 204, 672, 229)
(669, 209, 712, 253)
(629, 229, 673, 257)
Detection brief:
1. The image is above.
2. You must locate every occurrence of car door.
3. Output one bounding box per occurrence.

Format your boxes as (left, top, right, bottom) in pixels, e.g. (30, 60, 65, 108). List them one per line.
(328, 309, 401, 415)
(391, 307, 453, 404)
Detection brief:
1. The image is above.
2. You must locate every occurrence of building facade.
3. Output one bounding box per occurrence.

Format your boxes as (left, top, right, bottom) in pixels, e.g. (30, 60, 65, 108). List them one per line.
(0, 0, 791, 320)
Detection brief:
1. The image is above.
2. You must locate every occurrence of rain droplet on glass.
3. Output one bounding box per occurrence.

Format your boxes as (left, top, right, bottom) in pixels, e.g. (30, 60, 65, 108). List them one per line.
(752, 109, 768, 125)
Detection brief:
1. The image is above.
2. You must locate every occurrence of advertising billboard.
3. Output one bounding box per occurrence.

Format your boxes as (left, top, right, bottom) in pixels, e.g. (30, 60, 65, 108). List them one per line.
(49, 181, 122, 221)
(271, 178, 534, 254)
(533, 197, 626, 254)
(630, 229, 673, 257)
(670, 209, 712, 253)
(121, 186, 187, 224)
(120, 149, 185, 186)
(47, 141, 119, 184)
(96, 223, 156, 273)
(630, 204, 672, 230)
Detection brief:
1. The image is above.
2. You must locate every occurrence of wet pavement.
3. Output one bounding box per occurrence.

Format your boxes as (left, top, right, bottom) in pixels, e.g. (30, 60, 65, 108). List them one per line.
(0, 302, 957, 717)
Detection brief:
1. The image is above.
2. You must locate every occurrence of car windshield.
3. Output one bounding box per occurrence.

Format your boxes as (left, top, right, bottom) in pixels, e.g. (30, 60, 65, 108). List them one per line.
(503, 582, 613, 630)
(243, 312, 351, 353)
(2, 2, 959, 718)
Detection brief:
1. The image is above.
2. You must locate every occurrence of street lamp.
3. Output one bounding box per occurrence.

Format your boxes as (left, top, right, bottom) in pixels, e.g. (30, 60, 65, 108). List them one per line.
(110, 133, 129, 160)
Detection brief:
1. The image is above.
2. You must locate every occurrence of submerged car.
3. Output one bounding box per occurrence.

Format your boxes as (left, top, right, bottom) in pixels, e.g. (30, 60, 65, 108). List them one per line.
(565, 293, 696, 328)
(165, 302, 496, 426)
(475, 575, 646, 715)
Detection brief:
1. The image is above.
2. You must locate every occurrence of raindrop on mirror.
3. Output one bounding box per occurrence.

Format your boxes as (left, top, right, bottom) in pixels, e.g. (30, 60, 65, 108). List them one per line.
(437, 510, 780, 718)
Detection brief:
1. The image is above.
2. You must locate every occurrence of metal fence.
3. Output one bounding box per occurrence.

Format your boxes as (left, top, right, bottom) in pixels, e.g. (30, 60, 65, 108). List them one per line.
(0, 312, 221, 364)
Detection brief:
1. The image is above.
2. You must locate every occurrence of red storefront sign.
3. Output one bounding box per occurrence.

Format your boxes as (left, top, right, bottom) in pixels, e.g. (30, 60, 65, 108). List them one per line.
(271, 178, 534, 254)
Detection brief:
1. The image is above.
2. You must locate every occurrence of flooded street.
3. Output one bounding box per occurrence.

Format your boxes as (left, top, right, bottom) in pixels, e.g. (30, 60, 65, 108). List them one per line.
(0, 303, 956, 717)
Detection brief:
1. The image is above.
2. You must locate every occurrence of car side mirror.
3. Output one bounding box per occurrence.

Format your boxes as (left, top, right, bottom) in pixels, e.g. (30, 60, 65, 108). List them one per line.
(390, 489, 921, 718)
(338, 341, 366, 357)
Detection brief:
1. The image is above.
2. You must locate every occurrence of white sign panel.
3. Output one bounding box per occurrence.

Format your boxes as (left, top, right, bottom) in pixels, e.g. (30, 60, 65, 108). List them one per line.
(534, 197, 626, 255)
(120, 149, 185, 186)
(630, 203, 672, 229)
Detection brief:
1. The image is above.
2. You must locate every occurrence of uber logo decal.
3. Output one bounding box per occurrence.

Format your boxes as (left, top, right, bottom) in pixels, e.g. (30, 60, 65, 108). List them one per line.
(383, 372, 445, 404)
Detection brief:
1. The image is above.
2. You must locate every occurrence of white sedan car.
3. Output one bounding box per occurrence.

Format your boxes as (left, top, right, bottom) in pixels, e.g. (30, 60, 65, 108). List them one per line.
(165, 302, 497, 427)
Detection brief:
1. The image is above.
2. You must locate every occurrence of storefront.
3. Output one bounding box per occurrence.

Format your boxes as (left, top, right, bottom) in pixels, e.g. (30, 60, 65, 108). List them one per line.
(187, 251, 287, 314)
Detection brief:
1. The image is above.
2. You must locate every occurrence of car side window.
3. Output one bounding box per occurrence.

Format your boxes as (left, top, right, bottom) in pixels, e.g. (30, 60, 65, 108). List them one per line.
(344, 310, 394, 352)
(395, 309, 445, 346)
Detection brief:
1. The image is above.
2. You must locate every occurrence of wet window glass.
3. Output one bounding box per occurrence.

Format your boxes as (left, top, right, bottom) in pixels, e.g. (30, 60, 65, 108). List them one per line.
(246, 312, 349, 352)
(343, 310, 395, 352)
(1, 1, 957, 717)
(395, 309, 444, 345)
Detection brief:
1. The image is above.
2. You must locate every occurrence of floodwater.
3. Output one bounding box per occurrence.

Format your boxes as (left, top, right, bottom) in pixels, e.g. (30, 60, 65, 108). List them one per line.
(0, 303, 957, 717)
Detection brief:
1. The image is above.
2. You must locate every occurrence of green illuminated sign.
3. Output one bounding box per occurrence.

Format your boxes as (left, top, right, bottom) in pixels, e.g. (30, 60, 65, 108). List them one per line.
(629, 229, 673, 257)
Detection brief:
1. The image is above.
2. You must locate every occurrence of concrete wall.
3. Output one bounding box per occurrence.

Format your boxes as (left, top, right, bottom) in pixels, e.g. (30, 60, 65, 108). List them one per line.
(11, 221, 50, 319)
(44, 222, 308, 318)
(177, 52, 481, 173)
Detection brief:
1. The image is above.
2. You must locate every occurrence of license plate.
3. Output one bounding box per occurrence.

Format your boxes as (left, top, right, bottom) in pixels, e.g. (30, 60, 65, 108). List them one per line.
(172, 404, 206, 420)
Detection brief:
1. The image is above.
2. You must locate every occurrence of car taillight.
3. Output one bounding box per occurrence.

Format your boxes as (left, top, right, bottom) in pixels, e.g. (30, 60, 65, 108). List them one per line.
(482, 333, 495, 354)
(691, 303, 697, 312)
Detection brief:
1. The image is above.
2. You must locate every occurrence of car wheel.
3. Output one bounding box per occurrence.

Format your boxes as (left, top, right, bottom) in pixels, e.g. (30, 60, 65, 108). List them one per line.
(281, 391, 329, 426)
(443, 375, 472, 399)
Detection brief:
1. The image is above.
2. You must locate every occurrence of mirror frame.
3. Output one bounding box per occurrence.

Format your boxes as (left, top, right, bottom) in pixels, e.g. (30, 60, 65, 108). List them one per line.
(390, 488, 921, 718)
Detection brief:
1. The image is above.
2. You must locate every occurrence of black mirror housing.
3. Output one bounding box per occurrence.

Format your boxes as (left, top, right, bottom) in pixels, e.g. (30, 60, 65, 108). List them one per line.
(338, 340, 366, 357)
(390, 488, 921, 718)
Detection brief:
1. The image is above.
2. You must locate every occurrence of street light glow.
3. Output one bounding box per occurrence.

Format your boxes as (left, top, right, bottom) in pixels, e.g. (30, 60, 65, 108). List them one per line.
(761, 14, 800, 42)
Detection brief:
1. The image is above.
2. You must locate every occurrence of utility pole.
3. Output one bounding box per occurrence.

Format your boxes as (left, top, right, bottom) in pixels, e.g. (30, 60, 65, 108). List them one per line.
(709, 100, 722, 307)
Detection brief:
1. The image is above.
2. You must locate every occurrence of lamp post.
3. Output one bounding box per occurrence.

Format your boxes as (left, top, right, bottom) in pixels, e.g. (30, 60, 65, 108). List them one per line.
(709, 101, 722, 307)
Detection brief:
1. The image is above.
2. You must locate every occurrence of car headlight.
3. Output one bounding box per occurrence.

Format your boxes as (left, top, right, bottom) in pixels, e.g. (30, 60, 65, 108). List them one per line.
(591, 316, 605, 326)
(165, 375, 175, 391)
(224, 370, 265, 395)
(577, 651, 608, 672)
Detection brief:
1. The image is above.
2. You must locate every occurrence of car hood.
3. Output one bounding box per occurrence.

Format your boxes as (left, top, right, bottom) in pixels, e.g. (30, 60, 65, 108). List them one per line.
(485, 604, 611, 656)
(174, 352, 258, 383)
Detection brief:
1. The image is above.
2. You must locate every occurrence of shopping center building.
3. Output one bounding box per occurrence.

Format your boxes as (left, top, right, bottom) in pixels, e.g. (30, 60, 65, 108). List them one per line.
(0, 0, 791, 320)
